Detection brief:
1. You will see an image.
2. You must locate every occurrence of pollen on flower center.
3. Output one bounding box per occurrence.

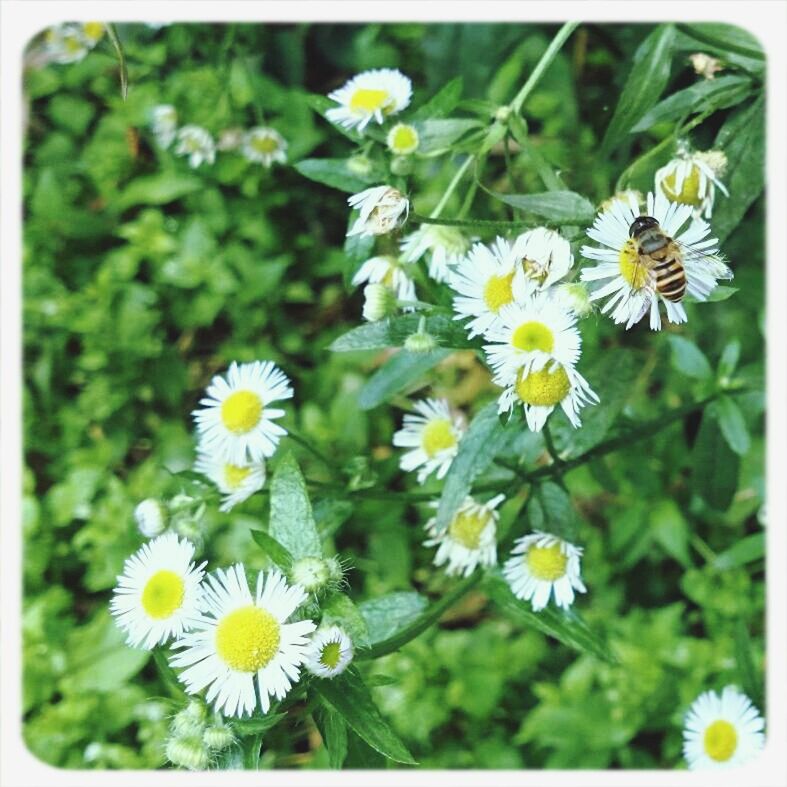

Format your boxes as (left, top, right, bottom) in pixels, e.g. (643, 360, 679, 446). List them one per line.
(511, 321, 555, 353)
(221, 390, 263, 434)
(421, 418, 456, 457)
(515, 366, 570, 406)
(141, 570, 185, 619)
(320, 641, 342, 669)
(350, 88, 392, 113)
(224, 463, 251, 490)
(449, 511, 490, 550)
(703, 719, 738, 762)
(661, 166, 702, 206)
(522, 257, 548, 284)
(251, 135, 279, 154)
(618, 239, 650, 289)
(483, 273, 515, 313)
(215, 606, 281, 672)
(526, 543, 568, 581)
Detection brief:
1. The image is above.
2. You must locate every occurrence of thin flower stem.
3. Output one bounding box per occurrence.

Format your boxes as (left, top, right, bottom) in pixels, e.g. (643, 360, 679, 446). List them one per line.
(430, 155, 475, 219)
(286, 430, 334, 472)
(542, 422, 563, 467)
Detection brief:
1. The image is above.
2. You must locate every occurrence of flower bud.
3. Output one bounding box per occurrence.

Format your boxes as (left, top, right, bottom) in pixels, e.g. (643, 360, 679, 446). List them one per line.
(362, 283, 397, 322)
(171, 700, 207, 738)
(203, 724, 235, 752)
(134, 499, 167, 538)
(494, 104, 512, 124)
(347, 154, 373, 176)
(165, 736, 209, 771)
(390, 155, 414, 176)
(290, 556, 333, 594)
(556, 282, 593, 317)
(404, 329, 438, 353)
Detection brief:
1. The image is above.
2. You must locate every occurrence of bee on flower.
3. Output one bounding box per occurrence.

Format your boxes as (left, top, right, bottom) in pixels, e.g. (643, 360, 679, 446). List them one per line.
(346, 185, 409, 238)
(655, 142, 729, 219)
(174, 125, 216, 169)
(511, 227, 574, 293)
(194, 448, 266, 513)
(401, 225, 470, 284)
(326, 68, 412, 132)
(241, 126, 288, 168)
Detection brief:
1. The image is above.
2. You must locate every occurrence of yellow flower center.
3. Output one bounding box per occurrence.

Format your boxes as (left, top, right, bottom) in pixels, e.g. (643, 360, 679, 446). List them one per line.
(449, 510, 491, 550)
(421, 418, 456, 457)
(350, 88, 392, 114)
(390, 124, 419, 154)
(141, 570, 185, 619)
(483, 272, 515, 313)
(221, 390, 263, 434)
(320, 641, 342, 669)
(251, 135, 279, 154)
(703, 720, 738, 762)
(661, 165, 702, 207)
(618, 239, 650, 289)
(215, 606, 281, 672)
(82, 22, 105, 41)
(526, 543, 568, 581)
(515, 366, 571, 407)
(511, 321, 555, 353)
(224, 463, 251, 490)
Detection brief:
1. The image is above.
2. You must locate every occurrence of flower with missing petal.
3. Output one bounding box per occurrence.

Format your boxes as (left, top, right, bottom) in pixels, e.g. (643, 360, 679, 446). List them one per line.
(347, 186, 409, 237)
(194, 448, 266, 513)
(352, 255, 416, 304)
(401, 225, 470, 284)
(655, 144, 728, 219)
(511, 227, 574, 293)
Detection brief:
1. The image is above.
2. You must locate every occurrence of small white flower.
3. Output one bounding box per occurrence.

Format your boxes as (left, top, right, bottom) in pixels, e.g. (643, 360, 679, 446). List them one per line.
(392, 398, 465, 484)
(352, 255, 416, 304)
(150, 104, 178, 149)
(690, 52, 725, 80)
(326, 68, 412, 132)
(170, 564, 316, 718)
(194, 448, 266, 513)
(217, 127, 245, 151)
(503, 531, 586, 611)
(362, 283, 399, 322)
(424, 494, 504, 577)
(110, 533, 206, 649)
(655, 144, 729, 219)
(80, 22, 105, 47)
(387, 123, 420, 155)
(347, 186, 409, 237)
(683, 686, 765, 769)
(450, 237, 526, 338)
(511, 227, 574, 292)
(192, 361, 293, 465)
(306, 625, 354, 678)
(580, 191, 733, 330)
(241, 126, 287, 168)
(44, 24, 91, 64)
(174, 125, 216, 169)
(134, 498, 168, 538)
(401, 225, 470, 284)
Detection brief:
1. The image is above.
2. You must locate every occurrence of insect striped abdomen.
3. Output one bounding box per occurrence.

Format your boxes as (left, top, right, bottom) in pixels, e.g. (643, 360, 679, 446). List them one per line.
(653, 257, 686, 302)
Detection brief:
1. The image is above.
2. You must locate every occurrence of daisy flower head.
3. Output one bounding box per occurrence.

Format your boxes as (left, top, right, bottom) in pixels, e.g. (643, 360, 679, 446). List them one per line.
(503, 531, 586, 611)
(683, 686, 765, 769)
(511, 227, 574, 292)
(174, 125, 216, 169)
(424, 494, 504, 577)
(44, 24, 91, 64)
(450, 236, 526, 338)
(110, 533, 206, 650)
(80, 22, 105, 47)
(134, 498, 168, 538)
(194, 447, 266, 513)
(580, 190, 732, 331)
(170, 564, 316, 718)
(387, 122, 420, 156)
(401, 225, 470, 284)
(392, 398, 465, 484)
(351, 255, 416, 304)
(241, 126, 288, 168)
(306, 625, 354, 678)
(150, 104, 178, 149)
(326, 68, 412, 132)
(192, 361, 293, 465)
(347, 185, 409, 238)
(655, 142, 729, 218)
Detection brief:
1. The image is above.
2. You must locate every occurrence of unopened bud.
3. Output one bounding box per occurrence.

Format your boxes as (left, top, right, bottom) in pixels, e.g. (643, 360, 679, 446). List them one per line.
(203, 724, 235, 752)
(347, 155, 373, 176)
(404, 329, 438, 353)
(165, 736, 209, 771)
(291, 556, 333, 594)
(494, 105, 512, 124)
(134, 499, 167, 538)
(390, 155, 414, 176)
(556, 282, 593, 317)
(362, 283, 397, 322)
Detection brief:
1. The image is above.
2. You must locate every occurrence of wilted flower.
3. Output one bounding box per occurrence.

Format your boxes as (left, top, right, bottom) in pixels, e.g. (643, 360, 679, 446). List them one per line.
(347, 186, 409, 237)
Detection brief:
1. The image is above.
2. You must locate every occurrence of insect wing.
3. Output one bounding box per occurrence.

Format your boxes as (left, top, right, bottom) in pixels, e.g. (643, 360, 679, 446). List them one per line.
(674, 237, 734, 280)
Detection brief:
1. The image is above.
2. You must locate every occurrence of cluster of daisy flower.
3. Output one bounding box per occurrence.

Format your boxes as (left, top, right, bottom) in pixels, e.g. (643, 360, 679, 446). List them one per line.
(148, 104, 288, 169)
(42, 22, 105, 65)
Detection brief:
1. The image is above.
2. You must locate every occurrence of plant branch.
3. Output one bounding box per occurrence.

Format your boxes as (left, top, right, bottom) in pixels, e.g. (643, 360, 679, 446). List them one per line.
(430, 154, 475, 218)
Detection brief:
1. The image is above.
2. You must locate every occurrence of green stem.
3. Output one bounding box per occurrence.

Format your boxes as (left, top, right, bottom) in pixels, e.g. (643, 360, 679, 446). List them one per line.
(105, 24, 128, 101)
(287, 430, 335, 473)
(411, 212, 529, 232)
(542, 422, 562, 466)
(430, 155, 475, 218)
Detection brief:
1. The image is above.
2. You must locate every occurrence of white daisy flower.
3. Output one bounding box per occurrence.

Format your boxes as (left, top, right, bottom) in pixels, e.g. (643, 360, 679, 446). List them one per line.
(194, 448, 266, 513)
(655, 144, 729, 219)
(683, 686, 765, 769)
(450, 237, 526, 338)
(170, 564, 316, 718)
(392, 398, 465, 484)
(241, 126, 288, 168)
(503, 531, 586, 611)
(347, 185, 409, 238)
(401, 225, 470, 284)
(150, 104, 178, 149)
(80, 22, 105, 47)
(483, 293, 582, 384)
(192, 361, 293, 465)
(44, 24, 91, 64)
(306, 625, 354, 678)
(495, 359, 598, 432)
(326, 68, 412, 132)
(387, 122, 420, 155)
(110, 533, 206, 650)
(580, 191, 733, 330)
(351, 255, 416, 304)
(134, 498, 168, 538)
(174, 125, 216, 169)
(424, 494, 504, 577)
(511, 227, 574, 292)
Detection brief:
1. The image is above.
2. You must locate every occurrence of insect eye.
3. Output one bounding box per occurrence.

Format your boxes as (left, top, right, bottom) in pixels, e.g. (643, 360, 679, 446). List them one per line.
(629, 216, 657, 238)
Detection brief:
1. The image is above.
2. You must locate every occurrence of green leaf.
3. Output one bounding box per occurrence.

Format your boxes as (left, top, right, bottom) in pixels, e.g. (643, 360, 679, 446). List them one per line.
(716, 395, 751, 455)
(312, 668, 417, 765)
(602, 24, 675, 152)
(152, 648, 188, 700)
(718, 339, 741, 379)
(412, 76, 464, 120)
(677, 23, 764, 61)
(713, 532, 764, 570)
(415, 118, 482, 153)
(322, 592, 370, 648)
(232, 711, 287, 737)
(667, 335, 713, 380)
(435, 400, 516, 531)
(294, 158, 382, 193)
(691, 404, 740, 510)
(733, 620, 762, 709)
(313, 704, 348, 769)
(117, 173, 203, 209)
(631, 75, 752, 132)
(704, 285, 739, 303)
(488, 190, 595, 225)
(358, 591, 429, 644)
(650, 500, 692, 568)
(330, 313, 473, 352)
(485, 575, 616, 663)
(250, 528, 294, 572)
(269, 451, 322, 560)
(528, 481, 580, 542)
(357, 348, 452, 410)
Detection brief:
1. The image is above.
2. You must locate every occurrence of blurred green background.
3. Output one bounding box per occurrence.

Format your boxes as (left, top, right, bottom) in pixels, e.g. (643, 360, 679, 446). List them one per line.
(22, 22, 764, 769)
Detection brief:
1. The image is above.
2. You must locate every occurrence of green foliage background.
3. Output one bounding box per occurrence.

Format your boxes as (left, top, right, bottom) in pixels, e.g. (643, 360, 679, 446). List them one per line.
(22, 22, 765, 770)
